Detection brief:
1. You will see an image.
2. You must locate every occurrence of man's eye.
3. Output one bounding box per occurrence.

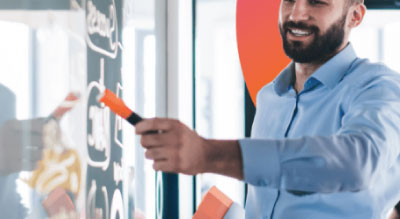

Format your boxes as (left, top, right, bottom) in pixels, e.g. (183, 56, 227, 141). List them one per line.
(309, 0, 325, 5)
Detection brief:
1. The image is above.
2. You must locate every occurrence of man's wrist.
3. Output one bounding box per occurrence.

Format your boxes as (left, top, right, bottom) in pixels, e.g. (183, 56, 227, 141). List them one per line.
(202, 139, 244, 180)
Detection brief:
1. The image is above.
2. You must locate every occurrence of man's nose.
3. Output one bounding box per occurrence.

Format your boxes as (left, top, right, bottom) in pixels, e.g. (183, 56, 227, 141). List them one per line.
(289, 1, 310, 22)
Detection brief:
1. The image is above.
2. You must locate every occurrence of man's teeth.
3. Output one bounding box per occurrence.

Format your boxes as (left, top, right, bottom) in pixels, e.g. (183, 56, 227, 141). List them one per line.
(290, 29, 312, 36)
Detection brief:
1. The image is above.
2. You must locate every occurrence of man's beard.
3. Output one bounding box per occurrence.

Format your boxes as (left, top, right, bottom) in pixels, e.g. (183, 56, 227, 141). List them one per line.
(279, 14, 347, 64)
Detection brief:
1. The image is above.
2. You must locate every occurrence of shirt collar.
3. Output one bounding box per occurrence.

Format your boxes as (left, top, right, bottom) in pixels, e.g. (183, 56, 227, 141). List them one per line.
(310, 44, 357, 89)
(273, 44, 358, 96)
(273, 62, 295, 96)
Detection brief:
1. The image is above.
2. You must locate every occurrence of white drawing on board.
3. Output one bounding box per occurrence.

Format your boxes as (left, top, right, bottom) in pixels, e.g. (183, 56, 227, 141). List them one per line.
(86, 0, 123, 59)
(113, 161, 123, 186)
(110, 189, 124, 219)
(87, 180, 110, 219)
(87, 58, 111, 171)
(114, 82, 124, 148)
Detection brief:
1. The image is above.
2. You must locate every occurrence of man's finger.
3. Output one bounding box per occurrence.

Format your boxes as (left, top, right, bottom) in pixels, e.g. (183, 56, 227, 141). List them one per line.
(135, 118, 175, 134)
(153, 160, 176, 172)
(145, 147, 169, 160)
(140, 132, 174, 148)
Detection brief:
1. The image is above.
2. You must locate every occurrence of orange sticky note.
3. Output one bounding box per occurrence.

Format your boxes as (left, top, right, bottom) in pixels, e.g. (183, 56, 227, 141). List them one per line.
(193, 186, 233, 219)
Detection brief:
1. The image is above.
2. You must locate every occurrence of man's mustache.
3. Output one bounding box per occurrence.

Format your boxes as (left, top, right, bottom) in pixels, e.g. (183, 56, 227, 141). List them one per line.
(283, 21, 319, 33)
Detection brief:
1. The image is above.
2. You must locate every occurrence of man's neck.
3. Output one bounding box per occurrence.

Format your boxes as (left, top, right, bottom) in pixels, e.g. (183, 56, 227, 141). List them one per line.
(293, 42, 349, 93)
(294, 62, 322, 93)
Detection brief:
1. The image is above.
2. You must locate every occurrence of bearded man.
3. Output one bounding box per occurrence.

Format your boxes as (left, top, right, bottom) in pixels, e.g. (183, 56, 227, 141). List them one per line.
(136, 0, 400, 218)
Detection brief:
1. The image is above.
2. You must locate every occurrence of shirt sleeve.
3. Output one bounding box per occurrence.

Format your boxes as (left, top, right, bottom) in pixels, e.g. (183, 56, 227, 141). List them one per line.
(239, 77, 400, 193)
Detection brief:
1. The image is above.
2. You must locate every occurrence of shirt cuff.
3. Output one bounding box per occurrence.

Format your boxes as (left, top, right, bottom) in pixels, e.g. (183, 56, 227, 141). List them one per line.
(239, 139, 281, 188)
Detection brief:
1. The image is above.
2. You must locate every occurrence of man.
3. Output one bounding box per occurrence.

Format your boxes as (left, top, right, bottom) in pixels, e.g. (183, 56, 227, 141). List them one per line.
(0, 84, 47, 218)
(136, 0, 400, 218)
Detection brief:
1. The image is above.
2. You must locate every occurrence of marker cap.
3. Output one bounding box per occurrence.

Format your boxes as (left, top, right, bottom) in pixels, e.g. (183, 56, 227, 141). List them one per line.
(98, 89, 132, 119)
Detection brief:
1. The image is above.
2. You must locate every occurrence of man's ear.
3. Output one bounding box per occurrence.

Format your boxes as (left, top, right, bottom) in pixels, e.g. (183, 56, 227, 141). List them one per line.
(348, 3, 366, 28)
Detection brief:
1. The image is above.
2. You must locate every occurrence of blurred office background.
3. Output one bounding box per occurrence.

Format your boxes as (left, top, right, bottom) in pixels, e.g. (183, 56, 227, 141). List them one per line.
(0, 0, 399, 218)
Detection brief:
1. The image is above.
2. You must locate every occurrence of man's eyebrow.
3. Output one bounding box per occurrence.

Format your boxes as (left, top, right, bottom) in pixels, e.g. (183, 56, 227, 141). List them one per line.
(311, 0, 330, 3)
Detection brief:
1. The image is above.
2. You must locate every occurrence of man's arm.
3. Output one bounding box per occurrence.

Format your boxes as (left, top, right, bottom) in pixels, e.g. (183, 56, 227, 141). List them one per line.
(137, 76, 400, 193)
(135, 119, 243, 179)
(0, 118, 45, 175)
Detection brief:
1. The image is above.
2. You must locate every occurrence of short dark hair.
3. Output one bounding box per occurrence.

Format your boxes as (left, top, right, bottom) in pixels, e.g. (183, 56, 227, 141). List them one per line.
(344, 0, 364, 11)
(348, 0, 364, 6)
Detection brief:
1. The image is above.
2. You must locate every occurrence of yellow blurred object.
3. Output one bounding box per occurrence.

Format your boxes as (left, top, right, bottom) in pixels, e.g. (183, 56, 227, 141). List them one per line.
(24, 148, 81, 196)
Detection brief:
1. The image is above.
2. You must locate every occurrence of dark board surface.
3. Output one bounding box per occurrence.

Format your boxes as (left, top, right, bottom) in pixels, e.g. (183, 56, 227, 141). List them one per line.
(365, 0, 400, 9)
(85, 0, 125, 218)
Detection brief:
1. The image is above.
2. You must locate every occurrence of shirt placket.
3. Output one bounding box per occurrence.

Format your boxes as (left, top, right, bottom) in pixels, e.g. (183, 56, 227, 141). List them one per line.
(270, 87, 299, 219)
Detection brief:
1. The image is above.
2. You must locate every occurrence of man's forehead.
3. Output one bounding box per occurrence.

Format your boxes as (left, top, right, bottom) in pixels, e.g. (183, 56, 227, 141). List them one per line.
(280, 0, 344, 6)
(279, 0, 348, 13)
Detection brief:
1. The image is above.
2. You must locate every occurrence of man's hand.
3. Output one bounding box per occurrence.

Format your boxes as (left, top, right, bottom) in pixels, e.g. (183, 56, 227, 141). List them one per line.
(136, 118, 244, 179)
(136, 118, 207, 175)
(0, 118, 46, 175)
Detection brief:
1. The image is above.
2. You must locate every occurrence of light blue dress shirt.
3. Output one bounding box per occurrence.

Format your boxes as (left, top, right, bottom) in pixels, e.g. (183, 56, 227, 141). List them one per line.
(239, 44, 400, 219)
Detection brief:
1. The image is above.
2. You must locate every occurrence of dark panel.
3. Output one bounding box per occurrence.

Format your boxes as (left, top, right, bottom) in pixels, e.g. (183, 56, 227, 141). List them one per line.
(85, 0, 124, 218)
(192, 0, 198, 215)
(365, 0, 400, 9)
(245, 84, 256, 138)
(161, 173, 179, 219)
(244, 84, 255, 205)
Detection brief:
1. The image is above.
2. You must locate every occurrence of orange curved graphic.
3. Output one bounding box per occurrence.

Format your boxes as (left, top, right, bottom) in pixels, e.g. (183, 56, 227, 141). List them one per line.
(236, 0, 290, 105)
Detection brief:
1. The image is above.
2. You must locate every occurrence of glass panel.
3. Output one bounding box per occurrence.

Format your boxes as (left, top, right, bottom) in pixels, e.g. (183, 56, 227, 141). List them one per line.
(122, 1, 157, 218)
(351, 10, 400, 72)
(0, 0, 160, 218)
(195, 0, 245, 207)
(0, 10, 87, 218)
(350, 10, 400, 219)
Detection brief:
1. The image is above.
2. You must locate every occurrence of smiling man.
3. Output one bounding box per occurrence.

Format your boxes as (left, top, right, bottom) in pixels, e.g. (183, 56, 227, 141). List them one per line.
(136, 0, 400, 218)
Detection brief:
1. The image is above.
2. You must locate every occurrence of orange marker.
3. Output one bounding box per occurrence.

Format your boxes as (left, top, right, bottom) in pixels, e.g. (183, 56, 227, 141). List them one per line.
(97, 89, 143, 126)
(50, 92, 80, 120)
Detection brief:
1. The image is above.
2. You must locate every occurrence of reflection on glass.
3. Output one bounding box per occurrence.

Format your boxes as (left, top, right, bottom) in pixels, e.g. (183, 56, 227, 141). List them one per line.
(195, 0, 245, 207)
(0, 10, 86, 218)
(0, 0, 159, 218)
